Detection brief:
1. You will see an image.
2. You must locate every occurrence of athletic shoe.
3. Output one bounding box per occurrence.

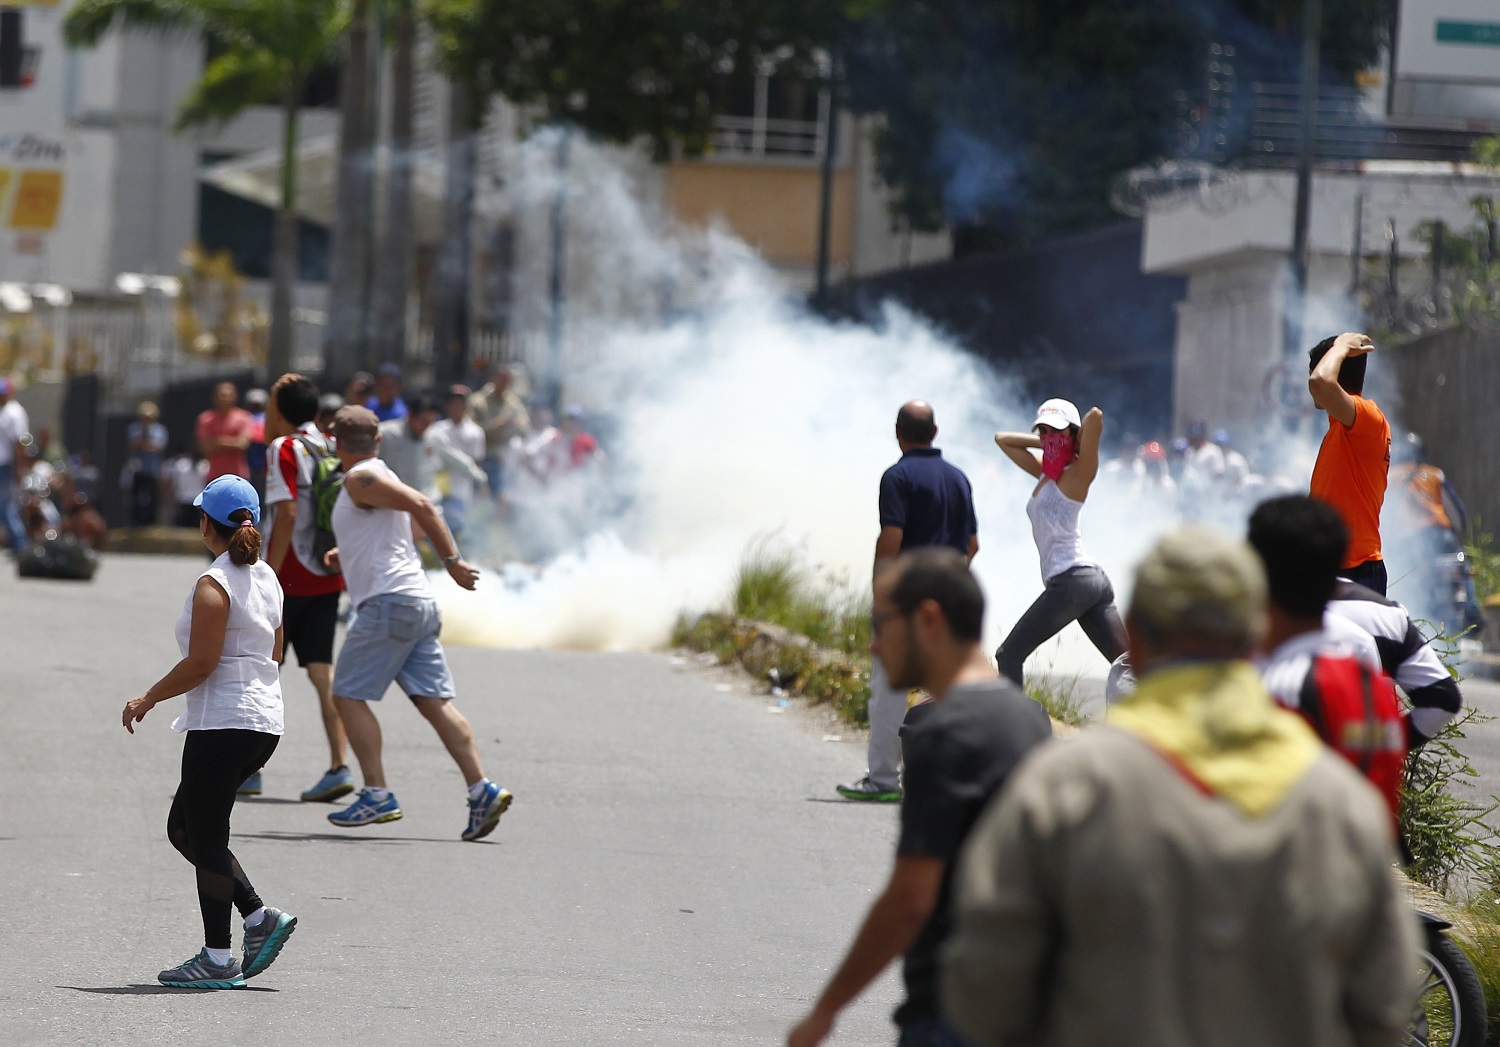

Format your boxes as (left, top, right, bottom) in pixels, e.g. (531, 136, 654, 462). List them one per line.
(327, 788, 402, 828)
(461, 782, 513, 842)
(835, 776, 902, 802)
(241, 907, 297, 978)
(158, 950, 246, 989)
(300, 766, 356, 803)
(236, 773, 263, 796)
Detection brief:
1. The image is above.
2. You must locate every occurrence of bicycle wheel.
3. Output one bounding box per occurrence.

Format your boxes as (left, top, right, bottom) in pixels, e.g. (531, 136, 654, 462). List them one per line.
(1409, 930, 1487, 1047)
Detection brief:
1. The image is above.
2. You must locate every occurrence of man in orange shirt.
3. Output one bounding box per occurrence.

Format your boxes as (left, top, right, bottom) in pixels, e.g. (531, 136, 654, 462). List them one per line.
(1308, 332, 1392, 595)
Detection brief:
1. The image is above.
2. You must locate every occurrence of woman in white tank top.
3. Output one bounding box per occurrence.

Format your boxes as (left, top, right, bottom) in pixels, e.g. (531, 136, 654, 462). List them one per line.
(992, 398, 1127, 689)
(120, 476, 297, 989)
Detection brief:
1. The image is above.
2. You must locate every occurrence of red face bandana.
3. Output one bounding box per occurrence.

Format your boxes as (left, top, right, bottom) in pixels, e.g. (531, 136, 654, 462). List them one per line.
(1039, 430, 1076, 481)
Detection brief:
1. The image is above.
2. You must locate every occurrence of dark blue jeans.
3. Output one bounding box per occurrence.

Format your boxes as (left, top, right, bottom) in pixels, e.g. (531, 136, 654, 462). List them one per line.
(898, 1015, 979, 1047)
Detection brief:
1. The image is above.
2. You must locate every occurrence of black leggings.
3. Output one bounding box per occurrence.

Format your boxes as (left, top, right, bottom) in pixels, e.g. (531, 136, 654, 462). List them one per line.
(166, 729, 279, 949)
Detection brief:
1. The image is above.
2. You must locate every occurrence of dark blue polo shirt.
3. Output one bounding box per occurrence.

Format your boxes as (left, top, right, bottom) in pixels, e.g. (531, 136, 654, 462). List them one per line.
(878, 447, 977, 553)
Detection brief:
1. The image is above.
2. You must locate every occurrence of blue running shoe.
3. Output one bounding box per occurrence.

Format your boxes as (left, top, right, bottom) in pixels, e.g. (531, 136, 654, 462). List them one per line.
(328, 788, 402, 828)
(237, 772, 263, 796)
(300, 766, 355, 803)
(242, 907, 297, 978)
(158, 950, 245, 989)
(461, 781, 513, 842)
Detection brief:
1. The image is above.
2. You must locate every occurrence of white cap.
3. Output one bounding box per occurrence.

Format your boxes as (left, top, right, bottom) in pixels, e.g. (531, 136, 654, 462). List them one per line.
(1032, 398, 1081, 432)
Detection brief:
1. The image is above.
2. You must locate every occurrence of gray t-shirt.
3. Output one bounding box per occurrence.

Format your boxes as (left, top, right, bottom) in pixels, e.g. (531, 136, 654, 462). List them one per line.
(895, 678, 1052, 1027)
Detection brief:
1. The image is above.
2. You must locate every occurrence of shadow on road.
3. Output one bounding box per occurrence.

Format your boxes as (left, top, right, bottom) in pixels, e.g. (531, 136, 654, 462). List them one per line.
(237, 797, 307, 806)
(237, 830, 493, 846)
(60, 985, 278, 995)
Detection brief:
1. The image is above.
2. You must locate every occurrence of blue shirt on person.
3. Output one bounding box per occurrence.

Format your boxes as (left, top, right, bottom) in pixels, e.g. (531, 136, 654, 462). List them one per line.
(878, 447, 977, 553)
(367, 396, 409, 422)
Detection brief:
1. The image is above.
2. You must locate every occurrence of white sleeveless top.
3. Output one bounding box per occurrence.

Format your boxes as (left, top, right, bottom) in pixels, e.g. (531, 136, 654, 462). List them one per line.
(331, 458, 434, 609)
(1027, 480, 1095, 582)
(171, 554, 285, 734)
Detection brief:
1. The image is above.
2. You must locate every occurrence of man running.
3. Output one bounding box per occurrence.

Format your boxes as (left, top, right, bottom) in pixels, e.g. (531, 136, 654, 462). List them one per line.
(263, 374, 353, 803)
(323, 406, 512, 841)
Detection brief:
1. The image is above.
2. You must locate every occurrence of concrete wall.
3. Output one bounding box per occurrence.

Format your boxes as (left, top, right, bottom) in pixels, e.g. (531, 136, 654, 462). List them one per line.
(1388, 326, 1500, 535)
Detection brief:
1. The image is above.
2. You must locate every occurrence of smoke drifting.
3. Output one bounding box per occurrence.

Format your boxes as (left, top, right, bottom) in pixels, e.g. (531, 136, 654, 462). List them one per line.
(438, 132, 1176, 672)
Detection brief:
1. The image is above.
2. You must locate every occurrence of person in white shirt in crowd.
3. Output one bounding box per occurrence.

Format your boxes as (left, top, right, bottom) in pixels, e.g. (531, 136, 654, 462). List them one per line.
(1179, 419, 1226, 507)
(263, 374, 353, 804)
(166, 454, 210, 528)
(430, 385, 488, 544)
(1213, 429, 1250, 491)
(377, 390, 487, 507)
(323, 406, 512, 841)
(0, 377, 30, 554)
(120, 475, 298, 989)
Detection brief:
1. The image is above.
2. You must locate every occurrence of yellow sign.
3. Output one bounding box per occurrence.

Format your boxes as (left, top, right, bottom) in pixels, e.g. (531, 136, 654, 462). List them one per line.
(10, 169, 63, 231)
(0, 169, 12, 216)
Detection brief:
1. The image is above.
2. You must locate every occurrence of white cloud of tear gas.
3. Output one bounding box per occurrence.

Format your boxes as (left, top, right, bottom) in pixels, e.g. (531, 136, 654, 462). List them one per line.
(439, 132, 1214, 675)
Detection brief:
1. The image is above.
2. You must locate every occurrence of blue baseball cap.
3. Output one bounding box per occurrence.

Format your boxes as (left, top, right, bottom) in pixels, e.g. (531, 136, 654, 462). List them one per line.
(193, 475, 261, 527)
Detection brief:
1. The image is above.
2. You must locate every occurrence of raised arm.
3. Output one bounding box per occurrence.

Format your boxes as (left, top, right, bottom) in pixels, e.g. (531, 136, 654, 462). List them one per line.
(345, 466, 480, 590)
(994, 431, 1042, 479)
(1309, 332, 1373, 427)
(1058, 408, 1104, 499)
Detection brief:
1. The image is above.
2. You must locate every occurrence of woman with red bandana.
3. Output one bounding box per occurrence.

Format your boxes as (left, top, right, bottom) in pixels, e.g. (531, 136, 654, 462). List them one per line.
(992, 399, 1127, 688)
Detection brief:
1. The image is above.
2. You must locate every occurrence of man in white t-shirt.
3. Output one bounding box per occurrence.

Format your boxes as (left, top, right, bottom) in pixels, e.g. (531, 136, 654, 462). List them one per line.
(0, 378, 31, 554)
(430, 385, 488, 543)
(323, 406, 512, 842)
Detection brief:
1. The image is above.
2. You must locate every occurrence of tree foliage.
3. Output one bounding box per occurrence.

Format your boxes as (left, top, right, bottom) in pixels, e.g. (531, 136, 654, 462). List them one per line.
(425, 0, 846, 152)
(842, 0, 1396, 251)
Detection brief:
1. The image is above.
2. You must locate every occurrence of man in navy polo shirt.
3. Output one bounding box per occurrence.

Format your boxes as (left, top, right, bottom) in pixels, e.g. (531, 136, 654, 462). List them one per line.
(837, 401, 979, 802)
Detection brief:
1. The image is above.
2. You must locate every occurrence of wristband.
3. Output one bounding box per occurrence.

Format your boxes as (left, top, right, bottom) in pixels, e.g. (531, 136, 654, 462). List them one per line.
(443, 554, 462, 566)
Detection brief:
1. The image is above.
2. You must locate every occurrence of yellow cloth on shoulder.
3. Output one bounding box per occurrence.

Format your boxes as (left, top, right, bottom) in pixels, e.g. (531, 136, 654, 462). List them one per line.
(1108, 660, 1322, 818)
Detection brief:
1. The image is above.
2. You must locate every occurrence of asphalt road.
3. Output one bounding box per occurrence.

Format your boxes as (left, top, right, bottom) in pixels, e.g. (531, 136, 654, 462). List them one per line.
(0, 555, 901, 1046)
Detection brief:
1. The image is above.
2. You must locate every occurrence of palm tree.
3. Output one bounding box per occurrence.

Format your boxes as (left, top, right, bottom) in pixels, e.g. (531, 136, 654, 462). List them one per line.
(324, 0, 375, 382)
(370, 0, 415, 368)
(65, 0, 350, 380)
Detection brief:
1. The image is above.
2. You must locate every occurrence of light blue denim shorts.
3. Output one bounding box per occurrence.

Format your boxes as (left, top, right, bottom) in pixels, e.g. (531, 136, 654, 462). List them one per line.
(332, 593, 457, 702)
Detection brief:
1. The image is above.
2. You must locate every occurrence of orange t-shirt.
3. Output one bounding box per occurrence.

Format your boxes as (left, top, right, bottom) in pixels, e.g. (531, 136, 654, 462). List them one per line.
(1309, 396, 1391, 568)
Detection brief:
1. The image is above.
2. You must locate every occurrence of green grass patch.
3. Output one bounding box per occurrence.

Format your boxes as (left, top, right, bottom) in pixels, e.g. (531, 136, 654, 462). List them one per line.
(731, 542, 871, 658)
(1026, 672, 1090, 727)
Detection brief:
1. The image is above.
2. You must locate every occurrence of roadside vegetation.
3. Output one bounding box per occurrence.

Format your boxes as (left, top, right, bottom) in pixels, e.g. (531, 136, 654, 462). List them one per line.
(674, 540, 1093, 730)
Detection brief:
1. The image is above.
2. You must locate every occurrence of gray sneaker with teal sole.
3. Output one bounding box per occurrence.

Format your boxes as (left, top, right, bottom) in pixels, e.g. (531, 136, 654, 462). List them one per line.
(158, 950, 246, 989)
(835, 776, 902, 802)
(242, 907, 297, 978)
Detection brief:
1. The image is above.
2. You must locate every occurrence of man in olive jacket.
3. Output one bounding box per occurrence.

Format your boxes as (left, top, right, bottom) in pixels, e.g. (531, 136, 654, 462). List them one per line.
(942, 527, 1417, 1047)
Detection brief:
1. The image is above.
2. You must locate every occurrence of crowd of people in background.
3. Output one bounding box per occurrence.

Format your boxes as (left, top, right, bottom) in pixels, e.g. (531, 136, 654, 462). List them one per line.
(0, 357, 608, 575)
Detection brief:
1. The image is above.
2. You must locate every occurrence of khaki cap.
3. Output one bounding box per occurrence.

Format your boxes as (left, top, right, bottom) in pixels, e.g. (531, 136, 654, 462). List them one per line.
(1131, 527, 1267, 650)
(332, 404, 380, 448)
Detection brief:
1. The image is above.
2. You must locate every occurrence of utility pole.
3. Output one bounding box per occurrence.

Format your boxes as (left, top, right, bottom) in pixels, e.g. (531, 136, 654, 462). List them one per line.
(813, 65, 838, 314)
(546, 130, 571, 414)
(1284, 0, 1322, 361)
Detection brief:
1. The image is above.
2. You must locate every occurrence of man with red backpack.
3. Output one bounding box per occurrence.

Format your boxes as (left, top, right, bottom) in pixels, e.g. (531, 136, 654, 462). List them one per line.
(1249, 495, 1406, 822)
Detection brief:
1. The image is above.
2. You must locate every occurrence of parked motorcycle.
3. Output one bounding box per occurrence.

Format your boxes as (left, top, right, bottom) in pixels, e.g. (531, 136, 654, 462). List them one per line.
(1410, 909, 1487, 1047)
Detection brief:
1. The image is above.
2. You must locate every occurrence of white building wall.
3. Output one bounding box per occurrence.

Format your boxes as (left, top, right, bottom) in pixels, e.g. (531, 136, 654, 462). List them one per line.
(1144, 165, 1500, 435)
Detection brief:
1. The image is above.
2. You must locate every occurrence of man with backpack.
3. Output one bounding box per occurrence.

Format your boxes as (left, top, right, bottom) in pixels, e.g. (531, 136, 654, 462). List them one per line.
(1249, 495, 1406, 822)
(263, 374, 354, 803)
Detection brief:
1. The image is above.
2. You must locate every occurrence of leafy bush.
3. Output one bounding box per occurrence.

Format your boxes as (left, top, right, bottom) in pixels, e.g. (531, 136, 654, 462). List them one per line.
(1402, 705, 1500, 895)
(1467, 522, 1500, 604)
